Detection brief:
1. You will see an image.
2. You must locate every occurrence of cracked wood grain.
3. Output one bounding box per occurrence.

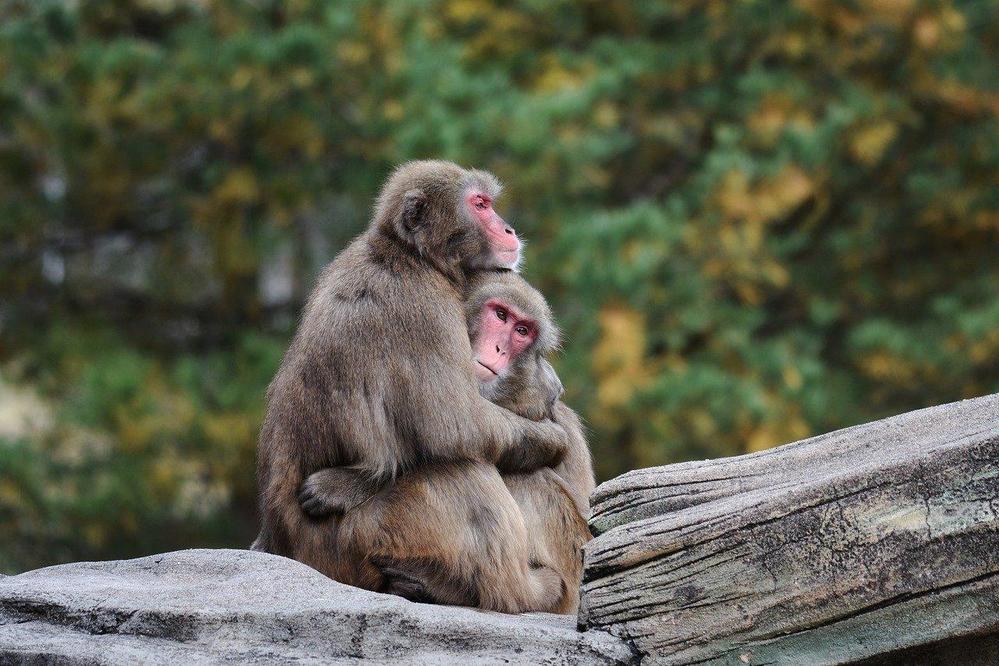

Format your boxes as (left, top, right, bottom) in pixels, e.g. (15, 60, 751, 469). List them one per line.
(580, 393, 999, 665)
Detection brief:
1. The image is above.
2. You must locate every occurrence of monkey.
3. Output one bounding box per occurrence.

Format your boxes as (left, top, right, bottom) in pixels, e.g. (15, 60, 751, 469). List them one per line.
(251, 161, 570, 602)
(297, 271, 595, 614)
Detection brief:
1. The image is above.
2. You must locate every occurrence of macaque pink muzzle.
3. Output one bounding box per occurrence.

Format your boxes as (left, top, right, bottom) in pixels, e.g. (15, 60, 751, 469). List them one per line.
(476, 344, 509, 377)
(487, 216, 521, 266)
(468, 191, 521, 268)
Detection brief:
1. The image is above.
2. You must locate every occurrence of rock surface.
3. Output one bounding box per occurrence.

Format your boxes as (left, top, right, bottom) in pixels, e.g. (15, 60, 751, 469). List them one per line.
(580, 393, 999, 664)
(0, 548, 635, 665)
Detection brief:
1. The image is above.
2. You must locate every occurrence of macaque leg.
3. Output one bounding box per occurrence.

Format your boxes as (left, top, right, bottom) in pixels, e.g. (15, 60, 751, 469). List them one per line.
(340, 462, 565, 614)
(505, 468, 591, 614)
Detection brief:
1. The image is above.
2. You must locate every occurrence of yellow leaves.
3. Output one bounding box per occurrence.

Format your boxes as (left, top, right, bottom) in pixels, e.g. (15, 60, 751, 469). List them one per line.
(961, 329, 999, 365)
(708, 166, 811, 302)
(148, 456, 180, 497)
(105, 366, 196, 455)
(859, 0, 916, 25)
(270, 116, 325, 160)
(746, 401, 811, 453)
(747, 94, 814, 146)
(446, 0, 491, 23)
(208, 118, 234, 144)
(215, 168, 260, 206)
(383, 99, 405, 122)
(230, 66, 254, 91)
(972, 211, 999, 233)
(591, 306, 652, 426)
(913, 7, 966, 51)
(797, 0, 913, 32)
(0, 473, 22, 505)
(290, 67, 315, 90)
(912, 74, 999, 118)
(859, 352, 916, 383)
(763, 166, 815, 221)
(534, 56, 586, 94)
(779, 31, 808, 59)
(940, 7, 967, 33)
(761, 261, 791, 290)
(593, 102, 619, 129)
(202, 412, 256, 452)
(644, 110, 697, 143)
(83, 524, 106, 550)
(914, 16, 942, 50)
(718, 165, 815, 226)
(746, 425, 779, 453)
(420, 17, 444, 40)
(582, 166, 611, 189)
(116, 389, 196, 454)
(336, 41, 370, 65)
(849, 120, 898, 166)
(717, 170, 753, 221)
(442, 0, 532, 59)
(969, 339, 996, 364)
(687, 409, 719, 441)
(782, 366, 803, 391)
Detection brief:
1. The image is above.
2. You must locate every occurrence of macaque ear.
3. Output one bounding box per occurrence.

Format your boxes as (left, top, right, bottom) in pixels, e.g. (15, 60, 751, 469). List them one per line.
(401, 188, 428, 233)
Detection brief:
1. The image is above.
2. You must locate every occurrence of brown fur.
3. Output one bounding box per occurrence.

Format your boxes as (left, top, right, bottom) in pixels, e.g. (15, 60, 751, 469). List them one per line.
(298, 272, 595, 614)
(251, 162, 569, 569)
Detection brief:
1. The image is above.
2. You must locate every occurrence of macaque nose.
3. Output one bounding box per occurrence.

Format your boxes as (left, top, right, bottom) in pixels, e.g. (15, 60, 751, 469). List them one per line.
(496, 344, 505, 355)
(504, 226, 514, 235)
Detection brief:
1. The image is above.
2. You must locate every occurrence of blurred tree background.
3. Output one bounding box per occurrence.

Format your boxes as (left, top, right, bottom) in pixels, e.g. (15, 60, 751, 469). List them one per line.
(1, 0, 998, 573)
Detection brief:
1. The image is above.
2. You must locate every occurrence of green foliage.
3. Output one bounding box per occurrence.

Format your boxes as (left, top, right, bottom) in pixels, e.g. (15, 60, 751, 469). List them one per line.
(2, 0, 998, 572)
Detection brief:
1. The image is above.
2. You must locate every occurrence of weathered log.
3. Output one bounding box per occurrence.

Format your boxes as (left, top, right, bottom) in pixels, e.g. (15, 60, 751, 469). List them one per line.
(580, 393, 999, 664)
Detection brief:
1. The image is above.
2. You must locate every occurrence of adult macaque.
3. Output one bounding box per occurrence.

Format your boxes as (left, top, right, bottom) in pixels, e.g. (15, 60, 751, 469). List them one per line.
(299, 271, 595, 613)
(252, 162, 569, 581)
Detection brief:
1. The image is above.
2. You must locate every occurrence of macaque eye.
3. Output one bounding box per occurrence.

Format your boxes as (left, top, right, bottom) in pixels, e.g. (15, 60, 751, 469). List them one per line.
(515, 325, 529, 337)
(475, 200, 487, 210)
(495, 308, 507, 322)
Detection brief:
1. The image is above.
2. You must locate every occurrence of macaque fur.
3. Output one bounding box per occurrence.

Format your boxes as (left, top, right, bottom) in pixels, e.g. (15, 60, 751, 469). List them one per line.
(252, 161, 570, 611)
(300, 271, 595, 613)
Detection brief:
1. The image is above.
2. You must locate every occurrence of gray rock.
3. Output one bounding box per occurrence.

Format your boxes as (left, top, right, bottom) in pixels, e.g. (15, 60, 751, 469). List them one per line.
(0, 548, 635, 665)
(580, 393, 999, 664)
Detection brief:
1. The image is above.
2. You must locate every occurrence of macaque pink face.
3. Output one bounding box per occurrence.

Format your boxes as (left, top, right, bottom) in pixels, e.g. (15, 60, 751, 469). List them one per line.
(473, 299, 537, 382)
(467, 191, 521, 269)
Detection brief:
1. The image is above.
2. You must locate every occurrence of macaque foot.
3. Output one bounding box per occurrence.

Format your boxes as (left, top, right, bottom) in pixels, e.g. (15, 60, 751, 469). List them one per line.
(298, 467, 379, 518)
(371, 557, 437, 604)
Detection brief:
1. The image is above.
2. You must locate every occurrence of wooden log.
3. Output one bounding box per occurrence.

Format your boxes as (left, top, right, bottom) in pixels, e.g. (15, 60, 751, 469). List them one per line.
(580, 394, 999, 664)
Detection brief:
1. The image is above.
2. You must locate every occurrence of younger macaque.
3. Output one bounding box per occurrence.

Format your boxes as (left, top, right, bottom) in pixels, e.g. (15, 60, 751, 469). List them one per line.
(299, 271, 595, 613)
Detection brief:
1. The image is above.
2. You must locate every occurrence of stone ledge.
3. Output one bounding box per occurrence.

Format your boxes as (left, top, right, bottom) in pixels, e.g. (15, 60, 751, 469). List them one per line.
(0, 548, 634, 665)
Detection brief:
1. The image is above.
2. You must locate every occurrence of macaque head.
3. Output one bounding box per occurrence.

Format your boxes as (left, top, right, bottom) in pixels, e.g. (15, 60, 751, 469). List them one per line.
(466, 272, 563, 420)
(372, 160, 521, 274)
(473, 297, 537, 381)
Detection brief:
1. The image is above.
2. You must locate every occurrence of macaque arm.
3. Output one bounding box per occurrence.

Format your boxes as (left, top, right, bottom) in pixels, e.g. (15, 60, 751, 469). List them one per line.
(457, 393, 568, 473)
(390, 357, 568, 474)
(550, 401, 596, 514)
